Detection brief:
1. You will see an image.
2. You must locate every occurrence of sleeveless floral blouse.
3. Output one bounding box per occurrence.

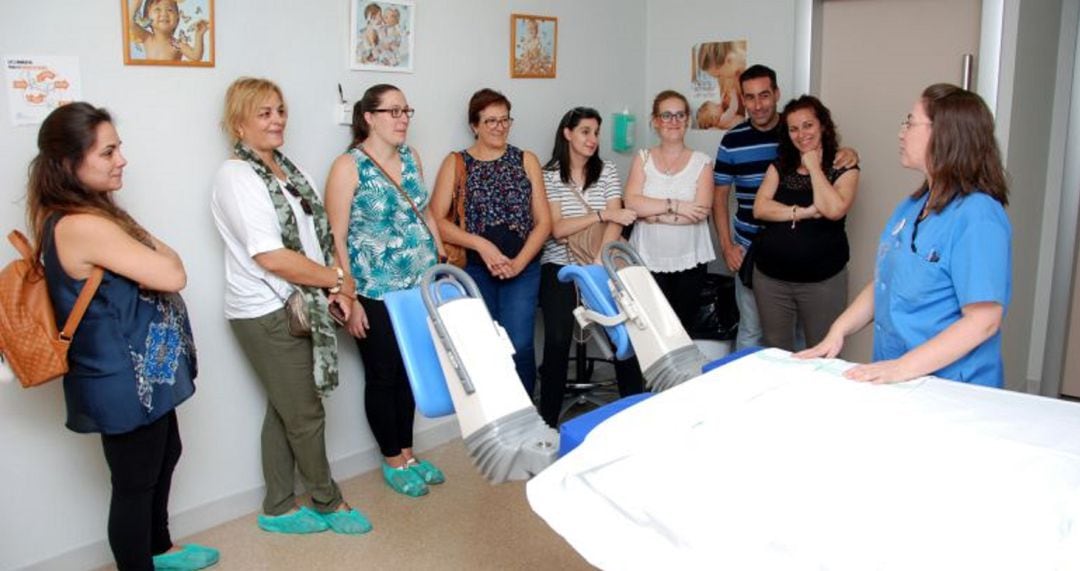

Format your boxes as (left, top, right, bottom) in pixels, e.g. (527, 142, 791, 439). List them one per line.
(346, 145, 437, 299)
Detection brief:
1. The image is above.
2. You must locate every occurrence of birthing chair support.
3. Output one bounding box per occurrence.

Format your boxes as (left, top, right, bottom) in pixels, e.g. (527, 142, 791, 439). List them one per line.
(559, 242, 706, 392)
(385, 265, 558, 484)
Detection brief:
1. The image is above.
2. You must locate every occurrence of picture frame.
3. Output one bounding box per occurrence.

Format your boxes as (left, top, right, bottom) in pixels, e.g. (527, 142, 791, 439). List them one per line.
(350, 0, 415, 73)
(510, 14, 557, 79)
(121, 0, 215, 67)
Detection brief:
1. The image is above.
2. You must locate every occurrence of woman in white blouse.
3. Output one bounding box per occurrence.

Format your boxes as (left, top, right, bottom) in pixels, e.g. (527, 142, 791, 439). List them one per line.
(537, 106, 640, 427)
(624, 90, 717, 329)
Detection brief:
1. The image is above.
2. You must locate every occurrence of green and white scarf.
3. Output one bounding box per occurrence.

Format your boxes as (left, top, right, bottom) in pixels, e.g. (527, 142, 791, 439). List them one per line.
(234, 142, 339, 396)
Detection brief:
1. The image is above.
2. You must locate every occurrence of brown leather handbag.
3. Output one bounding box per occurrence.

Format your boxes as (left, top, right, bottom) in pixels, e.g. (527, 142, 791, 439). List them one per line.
(443, 152, 468, 268)
(564, 185, 606, 265)
(0, 230, 102, 387)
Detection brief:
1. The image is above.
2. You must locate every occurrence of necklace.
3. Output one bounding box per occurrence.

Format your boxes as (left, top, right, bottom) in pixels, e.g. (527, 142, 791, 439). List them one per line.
(655, 147, 686, 175)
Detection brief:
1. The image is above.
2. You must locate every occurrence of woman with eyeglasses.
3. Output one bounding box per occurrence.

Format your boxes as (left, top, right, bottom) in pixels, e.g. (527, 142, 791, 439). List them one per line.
(537, 106, 642, 427)
(798, 84, 1010, 388)
(432, 88, 552, 395)
(211, 77, 372, 535)
(324, 84, 446, 497)
(624, 90, 716, 330)
(751, 95, 860, 351)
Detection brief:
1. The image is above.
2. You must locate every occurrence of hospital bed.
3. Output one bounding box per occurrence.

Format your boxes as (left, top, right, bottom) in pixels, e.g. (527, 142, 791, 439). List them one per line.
(384, 248, 1080, 570)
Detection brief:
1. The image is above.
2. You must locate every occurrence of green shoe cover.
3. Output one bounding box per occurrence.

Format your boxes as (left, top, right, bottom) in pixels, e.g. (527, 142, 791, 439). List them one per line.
(152, 544, 220, 570)
(382, 462, 429, 497)
(321, 508, 373, 534)
(257, 506, 329, 534)
(407, 458, 446, 485)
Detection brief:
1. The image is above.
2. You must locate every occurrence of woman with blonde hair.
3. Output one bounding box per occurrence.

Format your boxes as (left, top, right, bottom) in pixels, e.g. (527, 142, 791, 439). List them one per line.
(211, 77, 371, 535)
(625, 90, 716, 329)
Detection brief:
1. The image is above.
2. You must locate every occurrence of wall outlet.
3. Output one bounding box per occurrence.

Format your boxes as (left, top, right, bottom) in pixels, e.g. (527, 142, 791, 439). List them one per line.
(337, 103, 352, 126)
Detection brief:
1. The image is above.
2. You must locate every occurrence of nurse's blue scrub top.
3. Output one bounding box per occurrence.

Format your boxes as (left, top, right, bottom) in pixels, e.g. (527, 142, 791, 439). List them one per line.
(873, 191, 1011, 387)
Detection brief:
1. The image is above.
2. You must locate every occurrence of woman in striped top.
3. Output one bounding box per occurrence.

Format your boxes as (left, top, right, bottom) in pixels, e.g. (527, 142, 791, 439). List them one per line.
(537, 107, 641, 427)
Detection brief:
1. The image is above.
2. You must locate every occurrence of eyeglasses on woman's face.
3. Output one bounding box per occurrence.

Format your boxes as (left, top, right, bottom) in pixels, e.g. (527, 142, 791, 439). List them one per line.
(656, 111, 688, 123)
(481, 116, 514, 129)
(371, 107, 416, 119)
(900, 115, 932, 131)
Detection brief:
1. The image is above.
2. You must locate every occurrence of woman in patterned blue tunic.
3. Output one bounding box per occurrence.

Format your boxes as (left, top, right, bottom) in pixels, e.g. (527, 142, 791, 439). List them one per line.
(430, 88, 552, 395)
(325, 84, 447, 497)
(28, 103, 216, 570)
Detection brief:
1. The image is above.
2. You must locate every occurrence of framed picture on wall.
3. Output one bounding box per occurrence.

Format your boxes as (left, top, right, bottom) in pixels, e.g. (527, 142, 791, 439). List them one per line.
(350, 0, 415, 72)
(510, 14, 557, 78)
(121, 0, 215, 67)
(689, 40, 748, 130)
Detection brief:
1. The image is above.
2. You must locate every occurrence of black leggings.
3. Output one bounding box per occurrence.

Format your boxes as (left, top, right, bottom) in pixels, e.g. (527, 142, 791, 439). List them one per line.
(652, 263, 707, 332)
(100, 410, 182, 571)
(538, 263, 644, 428)
(355, 295, 416, 458)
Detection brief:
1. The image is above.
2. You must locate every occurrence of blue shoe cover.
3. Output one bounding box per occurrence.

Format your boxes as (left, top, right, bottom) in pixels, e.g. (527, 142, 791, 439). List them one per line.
(257, 506, 329, 534)
(407, 458, 446, 485)
(382, 462, 429, 497)
(320, 508, 373, 534)
(152, 544, 220, 570)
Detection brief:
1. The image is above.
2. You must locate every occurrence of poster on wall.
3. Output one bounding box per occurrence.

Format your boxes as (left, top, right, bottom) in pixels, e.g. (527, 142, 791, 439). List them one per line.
(5, 55, 82, 126)
(121, 0, 215, 67)
(510, 14, 557, 78)
(350, 0, 415, 72)
(690, 40, 747, 131)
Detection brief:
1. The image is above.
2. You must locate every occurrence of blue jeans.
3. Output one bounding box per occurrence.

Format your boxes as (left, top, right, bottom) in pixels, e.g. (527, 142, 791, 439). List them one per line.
(464, 260, 541, 394)
(734, 277, 762, 350)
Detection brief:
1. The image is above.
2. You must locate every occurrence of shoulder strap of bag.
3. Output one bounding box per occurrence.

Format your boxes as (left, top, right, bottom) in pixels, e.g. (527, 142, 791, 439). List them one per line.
(452, 152, 467, 229)
(359, 148, 436, 244)
(7, 230, 103, 342)
(566, 181, 595, 213)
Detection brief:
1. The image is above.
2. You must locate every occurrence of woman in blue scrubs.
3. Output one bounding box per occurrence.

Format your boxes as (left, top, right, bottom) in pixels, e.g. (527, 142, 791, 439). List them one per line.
(797, 84, 1011, 387)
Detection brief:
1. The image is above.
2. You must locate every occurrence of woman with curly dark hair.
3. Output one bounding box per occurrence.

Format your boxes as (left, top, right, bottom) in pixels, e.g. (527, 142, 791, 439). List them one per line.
(751, 95, 860, 350)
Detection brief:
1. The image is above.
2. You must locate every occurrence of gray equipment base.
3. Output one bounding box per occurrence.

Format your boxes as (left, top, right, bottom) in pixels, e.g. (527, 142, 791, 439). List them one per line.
(463, 407, 560, 484)
(643, 344, 707, 392)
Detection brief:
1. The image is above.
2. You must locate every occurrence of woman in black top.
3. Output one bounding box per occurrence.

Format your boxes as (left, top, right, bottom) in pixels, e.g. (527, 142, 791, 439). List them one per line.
(751, 95, 859, 350)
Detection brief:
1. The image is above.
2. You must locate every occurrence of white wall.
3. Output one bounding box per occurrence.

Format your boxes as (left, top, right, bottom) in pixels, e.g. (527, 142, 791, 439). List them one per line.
(644, 0, 798, 160)
(0, 1, 645, 569)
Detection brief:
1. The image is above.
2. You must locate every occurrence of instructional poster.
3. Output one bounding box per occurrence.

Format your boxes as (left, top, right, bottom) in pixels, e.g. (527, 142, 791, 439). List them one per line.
(5, 55, 81, 126)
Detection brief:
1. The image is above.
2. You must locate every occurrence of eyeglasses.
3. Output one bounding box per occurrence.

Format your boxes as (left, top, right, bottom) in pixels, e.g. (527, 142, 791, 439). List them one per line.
(371, 107, 416, 119)
(481, 116, 514, 129)
(283, 182, 313, 215)
(657, 111, 688, 123)
(900, 116, 932, 130)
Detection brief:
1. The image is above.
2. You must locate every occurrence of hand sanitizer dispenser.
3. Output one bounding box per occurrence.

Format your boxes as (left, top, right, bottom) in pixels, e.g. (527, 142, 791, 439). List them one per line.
(612, 107, 635, 153)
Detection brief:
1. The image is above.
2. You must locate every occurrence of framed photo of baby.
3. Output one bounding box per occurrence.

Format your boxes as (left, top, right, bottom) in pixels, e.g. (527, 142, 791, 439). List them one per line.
(510, 14, 557, 79)
(690, 40, 748, 130)
(350, 0, 415, 72)
(121, 0, 214, 67)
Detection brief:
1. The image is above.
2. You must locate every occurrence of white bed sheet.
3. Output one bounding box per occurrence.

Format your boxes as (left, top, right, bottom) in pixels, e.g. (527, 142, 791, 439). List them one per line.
(527, 349, 1080, 570)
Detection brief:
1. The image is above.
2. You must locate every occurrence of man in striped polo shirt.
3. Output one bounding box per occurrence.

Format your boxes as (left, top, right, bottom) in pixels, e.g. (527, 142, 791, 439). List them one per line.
(713, 65, 857, 350)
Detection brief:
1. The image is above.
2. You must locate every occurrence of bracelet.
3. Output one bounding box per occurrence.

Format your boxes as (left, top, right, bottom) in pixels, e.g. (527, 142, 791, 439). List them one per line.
(666, 198, 674, 214)
(597, 211, 603, 222)
(328, 265, 344, 294)
(791, 205, 798, 229)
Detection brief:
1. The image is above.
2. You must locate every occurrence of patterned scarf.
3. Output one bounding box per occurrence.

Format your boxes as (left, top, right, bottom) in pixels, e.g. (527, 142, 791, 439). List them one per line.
(233, 142, 339, 396)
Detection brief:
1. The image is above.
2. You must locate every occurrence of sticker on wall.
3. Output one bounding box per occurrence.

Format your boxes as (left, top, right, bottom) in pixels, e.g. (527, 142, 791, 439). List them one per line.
(4, 55, 82, 126)
(690, 40, 748, 131)
(121, 0, 214, 67)
(350, 0, 415, 73)
(511, 14, 557, 79)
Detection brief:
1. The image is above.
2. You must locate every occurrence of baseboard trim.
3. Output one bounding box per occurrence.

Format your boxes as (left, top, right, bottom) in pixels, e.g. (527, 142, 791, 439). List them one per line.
(21, 419, 461, 571)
